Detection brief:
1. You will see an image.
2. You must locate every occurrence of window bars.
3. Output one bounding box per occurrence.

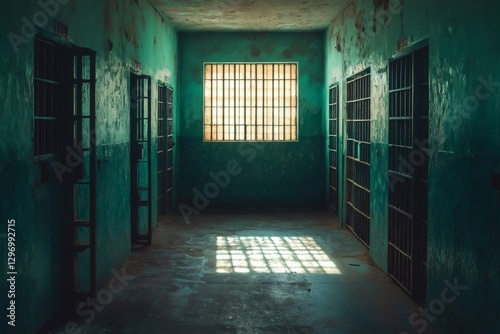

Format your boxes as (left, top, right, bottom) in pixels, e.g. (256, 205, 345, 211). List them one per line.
(204, 63, 298, 141)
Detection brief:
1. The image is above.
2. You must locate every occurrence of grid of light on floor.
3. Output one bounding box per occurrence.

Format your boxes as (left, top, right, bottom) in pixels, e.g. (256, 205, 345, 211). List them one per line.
(204, 63, 298, 141)
(216, 236, 340, 274)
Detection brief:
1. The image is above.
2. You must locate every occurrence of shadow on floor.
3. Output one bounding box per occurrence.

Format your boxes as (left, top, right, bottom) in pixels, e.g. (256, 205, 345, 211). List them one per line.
(47, 208, 438, 334)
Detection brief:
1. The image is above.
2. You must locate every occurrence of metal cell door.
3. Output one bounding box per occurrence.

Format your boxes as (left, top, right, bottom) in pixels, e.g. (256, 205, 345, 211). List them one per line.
(130, 73, 152, 244)
(329, 84, 339, 212)
(165, 87, 174, 211)
(387, 45, 429, 304)
(157, 85, 167, 220)
(33, 37, 96, 320)
(70, 47, 97, 302)
(157, 85, 174, 220)
(345, 69, 371, 247)
(33, 36, 72, 327)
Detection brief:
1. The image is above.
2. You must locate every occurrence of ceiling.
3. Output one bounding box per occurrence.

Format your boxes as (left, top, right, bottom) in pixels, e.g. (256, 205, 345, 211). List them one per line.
(149, 0, 352, 32)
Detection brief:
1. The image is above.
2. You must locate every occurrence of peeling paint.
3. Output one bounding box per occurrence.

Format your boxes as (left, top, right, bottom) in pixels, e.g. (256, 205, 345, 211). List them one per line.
(0, 1, 178, 333)
(325, 1, 500, 333)
(355, 10, 366, 47)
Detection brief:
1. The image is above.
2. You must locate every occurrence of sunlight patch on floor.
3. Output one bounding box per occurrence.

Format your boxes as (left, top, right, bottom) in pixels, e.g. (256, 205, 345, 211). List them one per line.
(216, 236, 340, 274)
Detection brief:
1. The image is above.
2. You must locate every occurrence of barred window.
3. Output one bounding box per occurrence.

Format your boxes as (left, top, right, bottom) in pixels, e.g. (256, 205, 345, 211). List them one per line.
(204, 63, 298, 141)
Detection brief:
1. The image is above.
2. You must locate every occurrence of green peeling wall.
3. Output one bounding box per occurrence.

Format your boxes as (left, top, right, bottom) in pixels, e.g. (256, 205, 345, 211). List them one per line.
(0, 0, 178, 333)
(325, 0, 500, 333)
(178, 32, 325, 214)
(0, 0, 498, 333)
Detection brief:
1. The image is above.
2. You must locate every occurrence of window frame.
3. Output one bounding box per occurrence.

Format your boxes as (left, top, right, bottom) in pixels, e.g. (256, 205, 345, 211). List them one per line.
(202, 62, 299, 142)
(33, 36, 73, 186)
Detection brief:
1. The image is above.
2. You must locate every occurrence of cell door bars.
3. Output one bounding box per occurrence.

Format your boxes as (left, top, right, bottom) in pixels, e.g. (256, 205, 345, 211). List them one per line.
(33, 37, 69, 184)
(71, 48, 97, 301)
(165, 87, 174, 211)
(345, 68, 371, 247)
(130, 74, 152, 245)
(156, 85, 174, 221)
(34, 37, 97, 302)
(157, 85, 167, 220)
(328, 85, 339, 212)
(387, 45, 429, 304)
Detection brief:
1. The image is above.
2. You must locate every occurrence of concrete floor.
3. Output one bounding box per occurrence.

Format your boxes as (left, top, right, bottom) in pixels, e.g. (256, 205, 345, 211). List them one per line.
(49, 208, 437, 334)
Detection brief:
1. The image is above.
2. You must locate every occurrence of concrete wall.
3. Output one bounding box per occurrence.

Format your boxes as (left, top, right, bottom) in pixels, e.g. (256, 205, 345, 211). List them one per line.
(178, 32, 325, 216)
(0, 1, 178, 333)
(325, 0, 500, 332)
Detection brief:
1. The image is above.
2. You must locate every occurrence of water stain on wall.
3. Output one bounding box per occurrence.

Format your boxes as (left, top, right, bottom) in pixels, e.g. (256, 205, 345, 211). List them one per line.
(355, 10, 366, 47)
(289, 40, 308, 57)
(191, 65, 202, 84)
(336, 33, 343, 52)
(372, 0, 390, 34)
(251, 45, 261, 57)
(104, 0, 119, 34)
(373, 0, 390, 12)
(107, 39, 114, 52)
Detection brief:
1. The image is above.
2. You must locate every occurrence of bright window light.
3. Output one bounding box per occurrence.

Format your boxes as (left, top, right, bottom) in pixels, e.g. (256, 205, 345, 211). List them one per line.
(216, 236, 341, 274)
(204, 63, 298, 142)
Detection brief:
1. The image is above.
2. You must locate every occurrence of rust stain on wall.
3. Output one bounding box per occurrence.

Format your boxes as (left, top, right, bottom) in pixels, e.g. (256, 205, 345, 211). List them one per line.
(330, 1, 356, 53)
(336, 33, 343, 52)
(125, 17, 139, 48)
(373, 0, 390, 34)
(373, 0, 390, 11)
